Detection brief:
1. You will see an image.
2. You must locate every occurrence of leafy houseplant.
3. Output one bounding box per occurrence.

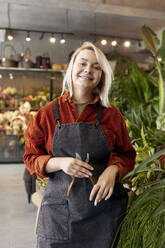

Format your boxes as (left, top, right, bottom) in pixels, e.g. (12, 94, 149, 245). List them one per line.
(114, 25, 165, 248)
(117, 148, 165, 248)
(141, 24, 165, 131)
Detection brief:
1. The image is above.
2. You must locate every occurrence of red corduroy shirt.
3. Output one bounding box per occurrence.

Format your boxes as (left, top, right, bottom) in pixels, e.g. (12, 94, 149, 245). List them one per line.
(23, 92, 136, 181)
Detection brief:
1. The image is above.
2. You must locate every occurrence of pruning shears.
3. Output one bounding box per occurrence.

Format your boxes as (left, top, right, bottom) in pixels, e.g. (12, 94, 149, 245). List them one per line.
(67, 153, 95, 197)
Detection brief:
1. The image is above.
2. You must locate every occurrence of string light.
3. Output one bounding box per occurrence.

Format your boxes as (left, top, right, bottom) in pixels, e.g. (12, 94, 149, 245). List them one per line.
(60, 34, 66, 44)
(90, 33, 139, 48)
(50, 33, 56, 43)
(101, 39, 107, 45)
(111, 40, 117, 46)
(7, 31, 13, 40)
(25, 31, 31, 42)
(158, 57, 162, 62)
(1, 28, 139, 48)
(124, 41, 131, 47)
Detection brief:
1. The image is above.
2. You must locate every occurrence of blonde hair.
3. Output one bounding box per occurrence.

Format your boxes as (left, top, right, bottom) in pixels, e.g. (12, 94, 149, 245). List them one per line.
(62, 41, 113, 107)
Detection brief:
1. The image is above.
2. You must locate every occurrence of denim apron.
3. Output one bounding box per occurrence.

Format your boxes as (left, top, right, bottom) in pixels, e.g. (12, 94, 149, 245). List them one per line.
(37, 99, 128, 248)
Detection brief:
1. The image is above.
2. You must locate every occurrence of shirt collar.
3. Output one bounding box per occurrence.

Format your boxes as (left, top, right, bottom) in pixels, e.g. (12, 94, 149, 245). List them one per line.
(62, 91, 100, 105)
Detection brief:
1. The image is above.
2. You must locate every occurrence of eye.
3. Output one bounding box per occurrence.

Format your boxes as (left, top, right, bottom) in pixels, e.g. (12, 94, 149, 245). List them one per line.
(94, 65, 102, 71)
(79, 62, 86, 66)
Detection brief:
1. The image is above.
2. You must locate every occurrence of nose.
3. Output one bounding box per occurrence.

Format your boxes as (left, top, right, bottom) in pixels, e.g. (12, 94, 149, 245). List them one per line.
(84, 65, 92, 74)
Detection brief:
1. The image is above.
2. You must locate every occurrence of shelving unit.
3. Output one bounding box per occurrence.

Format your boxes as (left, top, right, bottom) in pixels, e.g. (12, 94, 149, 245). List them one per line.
(0, 66, 64, 163)
(0, 66, 65, 100)
(0, 135, 24, 163)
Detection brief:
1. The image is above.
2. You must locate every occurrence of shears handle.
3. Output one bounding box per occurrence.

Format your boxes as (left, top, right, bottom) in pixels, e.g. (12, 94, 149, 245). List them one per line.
(67, 153, 95, 197)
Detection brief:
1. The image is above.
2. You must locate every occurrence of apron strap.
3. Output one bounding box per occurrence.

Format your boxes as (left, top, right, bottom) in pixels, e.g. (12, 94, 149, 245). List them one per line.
(96, 104, 103, 126)
(54, 98, 61, 124)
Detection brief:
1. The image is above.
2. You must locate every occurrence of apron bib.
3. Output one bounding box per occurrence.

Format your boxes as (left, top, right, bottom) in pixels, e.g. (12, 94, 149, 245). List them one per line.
(37, 99, 128, 248)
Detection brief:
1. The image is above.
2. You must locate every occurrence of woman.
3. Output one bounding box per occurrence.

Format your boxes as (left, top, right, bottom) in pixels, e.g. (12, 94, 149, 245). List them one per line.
(23, 41, 136, 248)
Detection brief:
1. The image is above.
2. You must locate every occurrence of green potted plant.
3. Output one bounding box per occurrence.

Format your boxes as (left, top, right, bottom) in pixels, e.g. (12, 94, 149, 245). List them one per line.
(115, 25, 165, 248)
(116, 148, 165, 248)
(141, 24, 165, 131)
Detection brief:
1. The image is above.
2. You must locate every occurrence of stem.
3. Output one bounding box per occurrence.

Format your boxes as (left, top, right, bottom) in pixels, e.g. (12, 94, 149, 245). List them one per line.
(156, 63, 164, 116)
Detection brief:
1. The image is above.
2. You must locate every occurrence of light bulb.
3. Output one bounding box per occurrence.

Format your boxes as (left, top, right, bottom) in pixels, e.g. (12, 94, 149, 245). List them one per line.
(101, 39, 107, 45)
(111, 40, 117, 46)
(26, 37, 31, 42)
(26, 32, 31, 42)
(50, 34, 56, 43)
(124, 41, 131, 47)
(60, 38, 66, 44)
(8, 34, 13, 41)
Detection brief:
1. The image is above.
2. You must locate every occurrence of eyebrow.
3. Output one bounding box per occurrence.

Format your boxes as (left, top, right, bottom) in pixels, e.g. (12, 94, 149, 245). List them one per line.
(79, 58, 100, 65)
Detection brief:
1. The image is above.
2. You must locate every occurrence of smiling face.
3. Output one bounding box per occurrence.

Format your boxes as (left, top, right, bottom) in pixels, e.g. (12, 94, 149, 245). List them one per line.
(71, 49, 102, 92)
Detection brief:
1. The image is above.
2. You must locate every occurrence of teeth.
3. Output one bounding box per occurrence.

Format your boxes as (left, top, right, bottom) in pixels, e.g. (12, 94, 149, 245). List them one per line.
(80, 76, 92, 80)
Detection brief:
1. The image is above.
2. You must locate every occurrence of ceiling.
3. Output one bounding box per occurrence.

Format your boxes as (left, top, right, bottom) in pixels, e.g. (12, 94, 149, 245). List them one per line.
(0, 0, 165, 41)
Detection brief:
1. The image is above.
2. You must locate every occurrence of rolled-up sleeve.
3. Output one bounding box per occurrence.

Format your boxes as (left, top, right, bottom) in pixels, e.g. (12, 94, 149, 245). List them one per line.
(23, 108, 53, 178)
(107, 110, 136, 181)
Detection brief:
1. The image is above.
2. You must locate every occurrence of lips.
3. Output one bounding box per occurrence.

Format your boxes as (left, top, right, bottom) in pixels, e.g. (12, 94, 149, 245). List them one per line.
(79, 75, 93, 81)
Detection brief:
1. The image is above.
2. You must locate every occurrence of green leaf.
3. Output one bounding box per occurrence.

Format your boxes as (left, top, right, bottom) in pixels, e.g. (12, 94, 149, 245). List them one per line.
(137, 148, 165, 168)
(152, 201, 165, 217)
(122, 148, 165, 181)
(141, 24, 160, 56)
(161, 29, 165, 48)
(156, 47, 165, 62)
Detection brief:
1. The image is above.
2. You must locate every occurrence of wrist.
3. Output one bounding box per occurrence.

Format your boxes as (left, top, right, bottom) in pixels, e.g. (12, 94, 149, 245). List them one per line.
(109, 165, 119, 174)
(107, 165, 119, 180)
(45, 157, 61, 173)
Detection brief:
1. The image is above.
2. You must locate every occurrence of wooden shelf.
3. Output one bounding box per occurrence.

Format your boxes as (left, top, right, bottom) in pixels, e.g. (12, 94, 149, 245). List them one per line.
(0, 107, 39, 112)
(0, 66, 65, 73)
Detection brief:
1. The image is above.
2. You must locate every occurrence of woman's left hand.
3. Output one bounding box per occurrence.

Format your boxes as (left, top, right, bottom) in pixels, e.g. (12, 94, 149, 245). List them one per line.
(89, 165, 119, 206)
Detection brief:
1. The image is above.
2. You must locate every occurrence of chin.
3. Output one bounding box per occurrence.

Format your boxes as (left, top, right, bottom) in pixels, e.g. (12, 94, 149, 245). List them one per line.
(80, 83, 95, 89)
(78, 79, 96, 87)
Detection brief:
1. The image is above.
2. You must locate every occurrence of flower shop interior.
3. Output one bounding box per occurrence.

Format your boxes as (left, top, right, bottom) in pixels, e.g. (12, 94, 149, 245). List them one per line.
(0, 1, 165, 247)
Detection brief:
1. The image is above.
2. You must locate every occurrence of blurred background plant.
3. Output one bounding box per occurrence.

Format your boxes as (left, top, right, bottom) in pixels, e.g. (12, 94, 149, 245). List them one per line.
(110, 24, 165, 248)
(141, 24, 165, 131)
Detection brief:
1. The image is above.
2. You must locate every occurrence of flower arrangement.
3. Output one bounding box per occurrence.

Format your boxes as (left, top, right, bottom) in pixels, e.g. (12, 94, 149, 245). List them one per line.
(0, 86, 56, 136)
(24, 87, 56, 108)
(0, 86, 17, 108)
(0, 102, 36, 136)
(2, 86, 17, 95)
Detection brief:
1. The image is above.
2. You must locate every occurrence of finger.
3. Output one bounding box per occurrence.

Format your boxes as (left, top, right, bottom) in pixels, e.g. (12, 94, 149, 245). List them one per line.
(94, 186, 106, 206)
(89, 184, 100, 201)
(70, 167, 90, 178)
(75, 159, 94, 171)
(100, 187, 109, 200)
(73, 164, 93, 177)
(73, 170, 90, 178)
(105, 187, 114, 200)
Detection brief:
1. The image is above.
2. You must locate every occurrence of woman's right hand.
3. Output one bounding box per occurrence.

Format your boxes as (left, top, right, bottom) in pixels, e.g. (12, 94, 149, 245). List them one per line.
(46, 157, 93, 178)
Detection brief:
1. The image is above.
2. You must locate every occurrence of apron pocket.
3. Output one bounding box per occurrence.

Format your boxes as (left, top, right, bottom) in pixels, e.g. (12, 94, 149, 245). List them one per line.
(38, 200, 69, 241)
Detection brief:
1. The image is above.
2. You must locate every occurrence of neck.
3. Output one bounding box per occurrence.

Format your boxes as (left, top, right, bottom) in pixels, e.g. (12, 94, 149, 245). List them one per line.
(72, 88, 94, 104)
